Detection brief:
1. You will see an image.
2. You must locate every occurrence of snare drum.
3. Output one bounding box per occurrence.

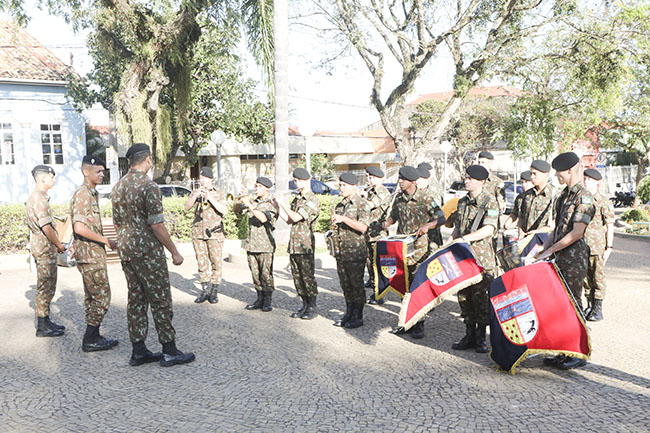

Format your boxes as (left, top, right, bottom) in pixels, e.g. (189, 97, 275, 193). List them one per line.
(496, 241, 521, 272)
(377, 235, 415, 257)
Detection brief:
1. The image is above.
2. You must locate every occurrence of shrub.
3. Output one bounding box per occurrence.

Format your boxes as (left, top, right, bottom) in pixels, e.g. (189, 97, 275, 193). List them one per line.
(637, 175, 650, 204)
(315, 195, 342, 233)
(621, 208, 650, 222)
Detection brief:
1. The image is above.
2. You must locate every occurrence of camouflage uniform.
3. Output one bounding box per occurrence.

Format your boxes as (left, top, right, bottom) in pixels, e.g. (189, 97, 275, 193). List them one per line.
(388, 186, 445, 288)
(245, 197, 279, 293)
(70, 181, 111, 327)
(364, 183, 391, 287)
(288, 190, 321, 297)
(485, 174, 505, 215)
(454, 190, 499, 326)
(552, 183, 595, 311)
(428, 176, 445, 206)
(25, 190, 58, 318)
(583, 191, 615, 301)
(112, 169, 175, 345)
(191, 188, 225, 285)
(334, 194, 372, 305)
(518, 183, 554, 233)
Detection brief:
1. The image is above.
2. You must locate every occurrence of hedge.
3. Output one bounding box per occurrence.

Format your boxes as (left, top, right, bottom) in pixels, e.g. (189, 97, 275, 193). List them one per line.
(621, 208, 650, 223)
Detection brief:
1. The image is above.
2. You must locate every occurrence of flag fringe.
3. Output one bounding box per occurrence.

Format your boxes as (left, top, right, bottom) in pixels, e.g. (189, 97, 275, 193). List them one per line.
(492, 348, 591, 375)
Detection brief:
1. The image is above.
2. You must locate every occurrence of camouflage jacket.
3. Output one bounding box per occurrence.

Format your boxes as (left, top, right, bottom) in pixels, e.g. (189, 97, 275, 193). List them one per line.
(486, 173, 505, 214)
(288, 189, 320, 254)
(510, 192, 525, 221)
(111, 169, 165, 261)
(25, 189, 57, 260)
(584, 191, 615, 256)
(334, 193, 371, 261)
(518, 183, 554, 233)
(245, 196, 279, 253)
(552, 182, 595, 258)
(455, 190, 499, 272)
(70, 180, 105, 264)
(364, 183, 391, 241)
(389, 186, 444, 265)
(428, 176, 444, 204)
(192, 187, 225, 240)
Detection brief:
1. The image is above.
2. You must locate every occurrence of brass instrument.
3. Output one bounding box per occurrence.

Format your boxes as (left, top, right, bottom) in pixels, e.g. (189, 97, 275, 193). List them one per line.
(325, 198, 341, 257)
(194, 187, 211, 209)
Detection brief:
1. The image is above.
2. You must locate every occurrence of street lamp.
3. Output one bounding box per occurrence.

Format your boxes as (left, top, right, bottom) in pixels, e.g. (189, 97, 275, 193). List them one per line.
(440, 140, 453, 194)
(210, 129, 226, 188)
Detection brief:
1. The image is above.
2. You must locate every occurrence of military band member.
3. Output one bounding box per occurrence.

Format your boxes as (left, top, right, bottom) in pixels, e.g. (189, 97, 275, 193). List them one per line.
(274, 168, 321, 320)
(417, 161, 444, 206)
(112, 143, 195, 367)
(503, 170, 533, 233)
(363, 166, 391, 304)
(582, 168, 614, 322)
(25, 165, 66, 337)
(477, 151, 505, 213)
(517, 160, 554, 236)
(184, 167, 227, 304)
(70, 155, 118, 352)
(382, 166, 446, 339)
(240, 177, 279, 312)
(331, 172, 371, 328)
(537, 152, 595, 370)
(445, 165, 498, 353)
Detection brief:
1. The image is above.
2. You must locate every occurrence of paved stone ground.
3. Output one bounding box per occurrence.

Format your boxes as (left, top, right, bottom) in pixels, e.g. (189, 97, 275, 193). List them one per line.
(1, 234, 649, 432)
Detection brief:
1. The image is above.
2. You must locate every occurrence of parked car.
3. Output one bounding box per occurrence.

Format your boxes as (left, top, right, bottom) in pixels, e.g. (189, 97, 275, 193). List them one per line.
(159, 184, 192, 197)
(503, 181, 524, 214)
(289, 179, 339, 195)
(443, 181, 468, 204)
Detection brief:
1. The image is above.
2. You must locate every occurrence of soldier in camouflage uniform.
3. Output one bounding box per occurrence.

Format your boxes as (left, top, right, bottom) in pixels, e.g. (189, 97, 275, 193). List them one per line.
(582, 168, 615, 322)
(516, 160, 554, 236)
(275, 168, 321, 320)
(418, 162, 444, 207)
(70, 155, 119, 352)
(504, 170, 533, 232)
(331, 172, 372, 329)
(537, 152, 595, 370)
(112, 143, 195, 368)
(239, 177, 279, 312)
(25, 165, 66, 338)
(477, 151, 505, 214)
(362, 166, 391, 304)
(446, 165, 499, 353)
(184, 167, 227, 304)
(383, 166, 446, 339)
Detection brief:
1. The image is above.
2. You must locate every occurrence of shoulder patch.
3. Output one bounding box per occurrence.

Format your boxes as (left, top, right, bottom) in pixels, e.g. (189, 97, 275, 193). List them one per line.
(581, 196, 593, 205)
(487, 209, 498, 217)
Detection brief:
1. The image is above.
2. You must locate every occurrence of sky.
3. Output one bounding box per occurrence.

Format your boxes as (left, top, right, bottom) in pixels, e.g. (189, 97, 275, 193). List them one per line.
(6, 5, 460, 134)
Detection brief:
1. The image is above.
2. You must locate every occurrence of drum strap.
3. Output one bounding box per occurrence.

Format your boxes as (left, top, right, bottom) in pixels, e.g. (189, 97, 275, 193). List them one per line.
(470, 196, 492, 233)
(528, 198, 553, 231)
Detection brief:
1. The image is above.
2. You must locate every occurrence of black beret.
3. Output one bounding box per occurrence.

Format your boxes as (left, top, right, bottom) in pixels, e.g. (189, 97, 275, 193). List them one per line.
(417, 167, 431, 179)
(82, 155, 105, 167)
(200, 167, 214, 179)
(466, 164, 489, 181)
(552, 152, 580, 171)
(256, 176, 273, 188)
(31, 165, 55, 177)
(530, 159, 551, 173)
(365, 166, 384, 178)
(398, 166, 419, 182)
(292, 167, 311, 180)
(520, 170, 532, 181)
(478, 151, 494, 160)
(125, 143, 151, 159)
(584, 168, 602, 181)
(339, 172, 358, 185)
(417, 162, 432, 170)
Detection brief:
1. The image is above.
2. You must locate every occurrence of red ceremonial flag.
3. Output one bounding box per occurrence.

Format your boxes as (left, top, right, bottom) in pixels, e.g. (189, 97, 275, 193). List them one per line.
(374, 238, 410, 299)
(398, 242, 484, 330)
(489, 262, 591, 374)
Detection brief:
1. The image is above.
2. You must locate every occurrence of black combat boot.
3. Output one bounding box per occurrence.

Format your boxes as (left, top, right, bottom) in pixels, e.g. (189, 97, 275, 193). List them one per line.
(44, 316, 65, 331)
(300, 296, 318, 320)
(290, 296, 308, 318)
(245, 291, 264, 310)
(261, 291, 273, 312)
(129, 341, 162, 366)
(82, 325, 119, 352)
(160, 341, 196, 367)
(36, 317, 64, 337)
(194, 282, 210, 303)
(344, 303, 364, 329)
(411, 320, 425, 339)
(367, 293, 385, 305)
(586, 299, 603, 322)
(208, 283, 219, 304)
(333, 302, 352, 327)
(475, 324, 489, 353)
(451, 323, 477, 350)
(542, 355, 567, 366)
(558, 356, 587, 370)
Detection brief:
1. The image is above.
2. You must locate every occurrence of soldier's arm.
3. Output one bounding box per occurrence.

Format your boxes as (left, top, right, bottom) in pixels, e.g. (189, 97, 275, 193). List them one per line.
(536, 222, 588, 261)
(73, 222, 113, 248)
(42, 224, 65, 253)
(208, 190, 228, 215)
(247, 204, 269, 223)
(463, 198, 498, 242)
(151, 223, 183, 265)
(184, 190, 199, 211)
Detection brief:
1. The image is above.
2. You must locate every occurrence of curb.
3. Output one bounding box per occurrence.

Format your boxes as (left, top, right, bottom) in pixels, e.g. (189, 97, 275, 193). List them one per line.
(614, 230, 650, 243)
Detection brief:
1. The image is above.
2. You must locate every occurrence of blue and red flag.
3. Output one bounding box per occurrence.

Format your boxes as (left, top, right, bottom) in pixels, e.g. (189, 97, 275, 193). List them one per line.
(519, 231, 549, 264)
(398, 242, 484, 330)
(489, 262, 591, 374)
(374, 239, 410, 299)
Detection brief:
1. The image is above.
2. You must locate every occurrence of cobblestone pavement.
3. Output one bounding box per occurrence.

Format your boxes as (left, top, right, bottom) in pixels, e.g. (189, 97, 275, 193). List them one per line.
(1, 234, 649, 432)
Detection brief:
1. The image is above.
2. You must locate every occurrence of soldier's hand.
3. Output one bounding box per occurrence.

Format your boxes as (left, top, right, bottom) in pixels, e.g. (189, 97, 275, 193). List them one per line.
(56, 244, 65, 254)
(172, 252, 184, 266)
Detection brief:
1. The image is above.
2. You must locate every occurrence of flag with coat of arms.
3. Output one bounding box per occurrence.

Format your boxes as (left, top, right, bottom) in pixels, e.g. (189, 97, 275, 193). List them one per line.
(374, 238, 410, 299)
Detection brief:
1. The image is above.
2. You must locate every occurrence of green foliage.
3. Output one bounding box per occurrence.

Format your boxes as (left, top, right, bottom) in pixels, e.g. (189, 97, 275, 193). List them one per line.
(621, 208, 650, 223)
(296, 154, 335, 180)
(410, 100, 446, 132)
(315, 195, 342, 233)
(502, 96, 559, 158)
(637, 176, 650, 204)
(0, 204, 30, 253)
(223, 204, 249, 240)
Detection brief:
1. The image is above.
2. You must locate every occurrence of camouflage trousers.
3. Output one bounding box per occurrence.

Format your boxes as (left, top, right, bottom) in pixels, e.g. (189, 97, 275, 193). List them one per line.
(289, 253, 318, 297)
(34, 256, 57, 317)
(458, 271, 494, 326)
(336, 260, 366, 304)
(121, 257, 175, 345)
(77, 262, 111, 327)
(556, 242, 589, 311)
(247, 252, 275, 292)
(584, 255, 606, 301)
(193, 238, 223, 285)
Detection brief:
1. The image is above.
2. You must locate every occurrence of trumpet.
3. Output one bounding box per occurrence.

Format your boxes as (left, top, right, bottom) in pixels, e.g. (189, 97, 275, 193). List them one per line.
(226, 193, 255, 204)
